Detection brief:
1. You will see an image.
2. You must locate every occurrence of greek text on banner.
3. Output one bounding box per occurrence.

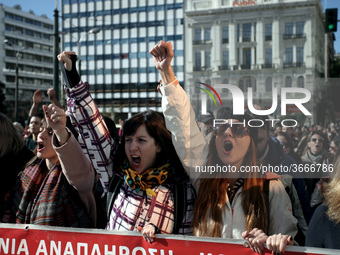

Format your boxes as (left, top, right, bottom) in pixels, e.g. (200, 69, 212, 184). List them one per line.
(0, 224, 338, 255)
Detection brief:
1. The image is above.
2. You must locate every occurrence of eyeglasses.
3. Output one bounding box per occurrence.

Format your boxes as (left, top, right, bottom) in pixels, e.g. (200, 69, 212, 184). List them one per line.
(311, 138, 324, 143)
(213, 123, 249, 138)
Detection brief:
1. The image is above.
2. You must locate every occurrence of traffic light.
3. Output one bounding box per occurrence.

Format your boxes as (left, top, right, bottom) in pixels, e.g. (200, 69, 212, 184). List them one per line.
(325, 8, 338, 33)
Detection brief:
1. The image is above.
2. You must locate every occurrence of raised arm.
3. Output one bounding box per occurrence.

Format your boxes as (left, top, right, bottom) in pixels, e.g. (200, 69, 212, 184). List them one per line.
(43, 103, 96, 225)
(149, 41, 208, 190)
(29, 89, 45, 117)
(47, 88, 64, 109)
(57, 51, 117, 194)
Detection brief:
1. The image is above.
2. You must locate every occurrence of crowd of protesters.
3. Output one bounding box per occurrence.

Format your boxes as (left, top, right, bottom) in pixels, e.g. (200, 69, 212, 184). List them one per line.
(1, 41, 340, 253)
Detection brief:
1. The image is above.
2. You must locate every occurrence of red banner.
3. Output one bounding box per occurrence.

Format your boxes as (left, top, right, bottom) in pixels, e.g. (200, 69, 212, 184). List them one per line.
(0, 224, 338, 255)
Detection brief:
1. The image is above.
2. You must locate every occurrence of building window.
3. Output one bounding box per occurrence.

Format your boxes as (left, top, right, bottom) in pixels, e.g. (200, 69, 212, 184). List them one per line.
(296, 22, 304, 35)
(205, 51, 211, 67)
(285, 22, 294, 35)
(297, 47, 304, 65)
(285, 47, 293, 64)
(243, 23, 251, 42)
(265, 48, 272, 65)
(265, 77, 272, 92)
(204, 28, 211, 41)
(239, 80, 246, 92)
(239, 77, 256, 92)
(221, 0, 230, 6)
(222, 26, 229, 43)
(242, 48, 251, 69)
(195, 52, 201, 70)
(297, 76, 304, 88)
(265, 23, 272, 41)
(285, 76, 292, 87)
(223, 51, 229, 67)
(195, 29, 201, 41)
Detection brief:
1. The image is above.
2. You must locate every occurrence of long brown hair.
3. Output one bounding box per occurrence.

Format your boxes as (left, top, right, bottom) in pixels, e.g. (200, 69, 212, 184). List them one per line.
(192, 136, 269, 237)
(324, 149, 340, 223)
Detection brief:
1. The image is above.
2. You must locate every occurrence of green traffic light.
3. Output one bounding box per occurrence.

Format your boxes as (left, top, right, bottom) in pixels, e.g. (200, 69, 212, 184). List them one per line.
(329, 24, 334, 30)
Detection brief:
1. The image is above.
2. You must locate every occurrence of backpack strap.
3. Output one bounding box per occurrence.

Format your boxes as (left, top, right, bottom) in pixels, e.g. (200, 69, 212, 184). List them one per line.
(106, 174, 124, 215)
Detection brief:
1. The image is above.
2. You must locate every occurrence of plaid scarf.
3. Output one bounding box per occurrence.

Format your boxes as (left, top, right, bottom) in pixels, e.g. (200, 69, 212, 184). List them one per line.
(120, 160, 171, 196)
(14, 159, 93, 228)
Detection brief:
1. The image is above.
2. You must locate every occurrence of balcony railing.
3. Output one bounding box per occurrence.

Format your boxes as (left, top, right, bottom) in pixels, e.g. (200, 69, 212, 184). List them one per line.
(193, 40, 212, 45)
(283, 33, 306, 40)
(283, 62, 305, 68)
(261, 63, 275, 69)
(240, 64, 251, 70)
(218, 65, 229, 70)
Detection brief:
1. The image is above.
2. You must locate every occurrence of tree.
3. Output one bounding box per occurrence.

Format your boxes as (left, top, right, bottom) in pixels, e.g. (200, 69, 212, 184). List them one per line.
(13, 5, 21, 10)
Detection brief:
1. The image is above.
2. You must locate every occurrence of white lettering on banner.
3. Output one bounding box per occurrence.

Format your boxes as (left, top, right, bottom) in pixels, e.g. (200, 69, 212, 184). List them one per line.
(11, 238, 15, 254)
(17, 239, 29, 255)
(149, 249, 158, 255)
(26, 241, 175, 255)
(104, 245, 116, 255)
(0, 238, 9, 254)
(0, 238, 29, 255)
(0, 225, 338, 255)
(78, 243, 88, 255)
(64, 242, 74, 255)
(119, 246, 129, 255)
(51, 241, 61, 255)
(132, 247, 147, 255)
(200, 253, 225, 255)
(36, 240, 48, 255)
(90, 244, 101, 255)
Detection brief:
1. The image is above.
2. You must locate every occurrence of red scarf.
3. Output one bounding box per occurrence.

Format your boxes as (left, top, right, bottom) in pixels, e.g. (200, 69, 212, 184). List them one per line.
(15, 158, 93, 227)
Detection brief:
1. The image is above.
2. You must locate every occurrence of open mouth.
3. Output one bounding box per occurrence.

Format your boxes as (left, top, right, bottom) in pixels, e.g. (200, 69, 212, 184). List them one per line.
(224, 141, 233, 153)
(131, 155, 141, 166)
(37, 142, 45, 152)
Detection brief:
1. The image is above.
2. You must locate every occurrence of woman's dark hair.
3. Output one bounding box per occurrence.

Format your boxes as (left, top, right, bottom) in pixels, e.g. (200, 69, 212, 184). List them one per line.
(275, 131, 292, 149)
(116, 110, 187, 181)
(307, 130, 325, 142)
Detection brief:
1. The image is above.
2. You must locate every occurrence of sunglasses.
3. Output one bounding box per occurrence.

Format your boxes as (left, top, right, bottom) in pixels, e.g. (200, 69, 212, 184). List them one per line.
(311, 138, 324, 143)
(213, 123, 249, 138)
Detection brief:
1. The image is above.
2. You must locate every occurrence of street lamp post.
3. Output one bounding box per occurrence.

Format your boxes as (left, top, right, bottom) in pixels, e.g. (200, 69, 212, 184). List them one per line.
(53, 0, 60, 100)
(4, 40, 25, 121)
(77, 28, 100, 75)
